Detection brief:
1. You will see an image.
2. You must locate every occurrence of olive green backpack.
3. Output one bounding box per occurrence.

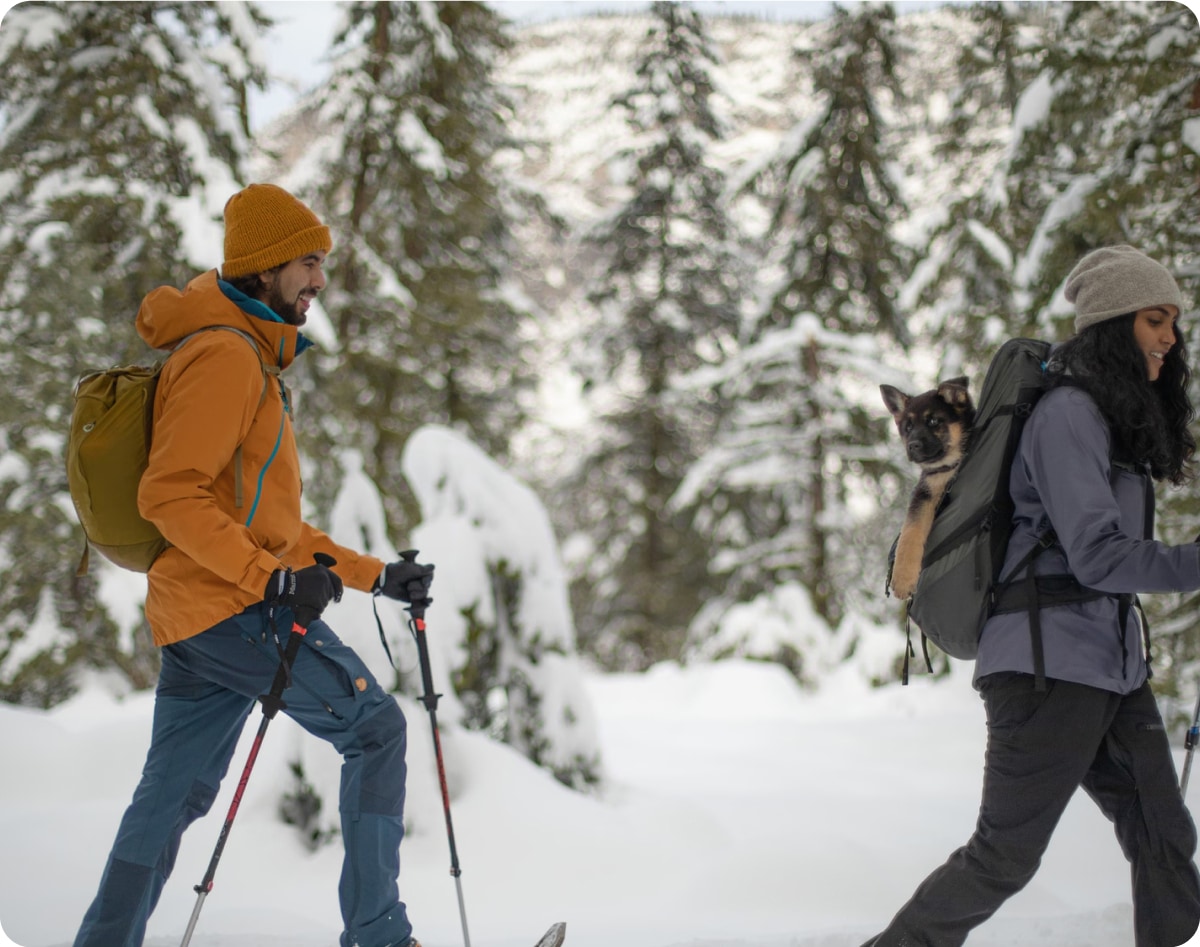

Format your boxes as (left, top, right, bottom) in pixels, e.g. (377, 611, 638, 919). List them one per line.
(66, 326, 275, 574)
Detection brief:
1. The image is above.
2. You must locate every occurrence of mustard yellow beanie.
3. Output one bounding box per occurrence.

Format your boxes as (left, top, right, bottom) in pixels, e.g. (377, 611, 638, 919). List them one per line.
(221, 183, 332, 279)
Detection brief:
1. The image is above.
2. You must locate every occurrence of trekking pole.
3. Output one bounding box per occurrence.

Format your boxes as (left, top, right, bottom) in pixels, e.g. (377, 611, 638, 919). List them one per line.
(180, 553, 336, 947)
(1181, 686, 1200, 798)
(401, 548, 471, 947)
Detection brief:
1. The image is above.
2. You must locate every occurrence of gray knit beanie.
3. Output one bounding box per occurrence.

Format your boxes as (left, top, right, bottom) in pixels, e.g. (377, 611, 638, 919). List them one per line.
(1066, 245, 1184, 334)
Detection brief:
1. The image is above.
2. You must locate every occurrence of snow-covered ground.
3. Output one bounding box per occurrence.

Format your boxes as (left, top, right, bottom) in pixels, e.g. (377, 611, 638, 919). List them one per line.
(4, 657, 1199, 947)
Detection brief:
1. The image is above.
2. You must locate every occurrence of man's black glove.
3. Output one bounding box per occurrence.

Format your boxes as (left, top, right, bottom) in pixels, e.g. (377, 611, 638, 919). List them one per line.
(374, 557, 435, 604)
(265, 561, 344, 627)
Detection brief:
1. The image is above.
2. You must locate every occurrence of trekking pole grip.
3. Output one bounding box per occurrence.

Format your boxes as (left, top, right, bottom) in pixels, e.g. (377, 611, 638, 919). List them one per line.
(398, 547, 431, 620)
(288, 551, 338, 629)
(398, 549, 439, 712)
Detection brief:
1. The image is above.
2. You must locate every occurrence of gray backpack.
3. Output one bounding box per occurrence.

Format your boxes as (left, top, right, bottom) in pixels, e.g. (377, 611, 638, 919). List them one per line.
(900, 338, 1051, 658)
(896, 337, 1136, 687)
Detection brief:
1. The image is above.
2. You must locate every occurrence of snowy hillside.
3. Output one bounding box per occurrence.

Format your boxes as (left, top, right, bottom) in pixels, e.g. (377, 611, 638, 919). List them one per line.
(498, 9, 985, 229)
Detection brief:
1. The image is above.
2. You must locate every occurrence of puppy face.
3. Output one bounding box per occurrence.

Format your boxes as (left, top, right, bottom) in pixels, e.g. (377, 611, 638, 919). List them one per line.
(880, 377, 974, 469)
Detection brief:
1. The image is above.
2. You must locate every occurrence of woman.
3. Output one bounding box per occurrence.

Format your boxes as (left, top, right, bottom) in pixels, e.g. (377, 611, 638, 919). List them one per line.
(863, 245, 1200, 947)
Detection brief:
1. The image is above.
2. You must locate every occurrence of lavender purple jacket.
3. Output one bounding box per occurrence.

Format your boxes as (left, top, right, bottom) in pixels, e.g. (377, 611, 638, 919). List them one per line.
(975, 385, 1200, 694)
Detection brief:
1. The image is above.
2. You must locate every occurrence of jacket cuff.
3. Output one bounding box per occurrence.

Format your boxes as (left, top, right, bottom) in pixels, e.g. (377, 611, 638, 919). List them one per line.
(247, 550, 284, 598)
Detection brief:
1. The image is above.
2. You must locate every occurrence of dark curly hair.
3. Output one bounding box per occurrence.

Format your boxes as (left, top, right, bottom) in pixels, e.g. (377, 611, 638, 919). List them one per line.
(1047, 312, 1195, 484)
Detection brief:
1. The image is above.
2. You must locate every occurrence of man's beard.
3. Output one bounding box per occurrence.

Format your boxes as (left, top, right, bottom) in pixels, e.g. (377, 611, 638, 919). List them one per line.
(266, 283, 308, 326)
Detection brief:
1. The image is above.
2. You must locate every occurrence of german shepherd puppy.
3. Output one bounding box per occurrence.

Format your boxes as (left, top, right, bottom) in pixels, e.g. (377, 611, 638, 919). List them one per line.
(880, 377, 974, 600)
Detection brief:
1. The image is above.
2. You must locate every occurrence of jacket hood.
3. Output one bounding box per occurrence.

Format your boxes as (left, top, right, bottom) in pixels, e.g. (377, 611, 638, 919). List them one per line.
(136, 269, 305, 369)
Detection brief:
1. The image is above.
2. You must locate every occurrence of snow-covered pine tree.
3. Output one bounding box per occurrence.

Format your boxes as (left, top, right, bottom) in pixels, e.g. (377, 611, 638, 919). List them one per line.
(913, 1, 1197, 382)
(281, 0, 535, 534)
(1003, 1, 1199, 334)
(0, 0, 267, 705)
(759, 2, 911, 348)
(401, 426, 602, 789)
(901, 2, 1052, 377)
(565, 1, 745, 669)
(675, 2, 910, 640)
(946, 1, 1045, 136)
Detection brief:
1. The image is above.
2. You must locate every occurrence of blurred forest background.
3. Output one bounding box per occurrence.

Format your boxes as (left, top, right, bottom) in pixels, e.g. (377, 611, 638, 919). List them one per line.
(2, 0, 1199, 732)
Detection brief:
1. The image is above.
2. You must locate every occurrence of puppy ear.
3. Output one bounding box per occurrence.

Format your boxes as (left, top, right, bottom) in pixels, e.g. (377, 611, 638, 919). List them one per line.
(880, 384, 909, 419)
(936, 377, 971, 407)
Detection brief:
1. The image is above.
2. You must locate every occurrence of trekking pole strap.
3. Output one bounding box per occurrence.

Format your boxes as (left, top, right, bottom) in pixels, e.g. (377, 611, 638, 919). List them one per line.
(260, 614, 307, 718)
(371, 595, 400, 670)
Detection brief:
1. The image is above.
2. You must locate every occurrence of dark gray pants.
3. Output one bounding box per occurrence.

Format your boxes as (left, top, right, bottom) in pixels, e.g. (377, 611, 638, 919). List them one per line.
(867, 674, 1200, 947)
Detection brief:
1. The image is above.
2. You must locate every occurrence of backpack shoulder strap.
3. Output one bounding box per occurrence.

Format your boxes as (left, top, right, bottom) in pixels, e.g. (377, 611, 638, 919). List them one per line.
(173, 325, 276, 386)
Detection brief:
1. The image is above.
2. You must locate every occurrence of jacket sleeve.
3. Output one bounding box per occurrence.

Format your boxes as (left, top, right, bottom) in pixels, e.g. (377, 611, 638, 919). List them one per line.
(138, 335, 282, 597)
(283, 522, 386, 593)
(1022, 388, 1200, 594)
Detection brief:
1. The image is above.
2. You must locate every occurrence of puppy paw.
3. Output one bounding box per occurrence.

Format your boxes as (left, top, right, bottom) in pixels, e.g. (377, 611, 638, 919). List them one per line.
(890, 563, 919, 600)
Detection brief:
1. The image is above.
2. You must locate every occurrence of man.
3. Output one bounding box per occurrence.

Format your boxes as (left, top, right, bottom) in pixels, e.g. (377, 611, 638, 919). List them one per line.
(74, 183, 434, 947)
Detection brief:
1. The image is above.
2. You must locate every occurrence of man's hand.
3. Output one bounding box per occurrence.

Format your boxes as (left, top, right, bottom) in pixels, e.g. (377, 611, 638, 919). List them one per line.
(375, 557, 435, 604)
(265, 561, 344, 627)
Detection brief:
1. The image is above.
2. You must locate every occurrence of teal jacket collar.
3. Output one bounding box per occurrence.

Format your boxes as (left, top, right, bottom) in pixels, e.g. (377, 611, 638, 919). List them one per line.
(218, 279, 314, 355)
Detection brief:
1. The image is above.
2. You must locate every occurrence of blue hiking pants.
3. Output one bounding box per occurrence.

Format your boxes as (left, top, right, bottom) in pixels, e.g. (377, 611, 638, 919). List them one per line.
(73, 602, 412, 947)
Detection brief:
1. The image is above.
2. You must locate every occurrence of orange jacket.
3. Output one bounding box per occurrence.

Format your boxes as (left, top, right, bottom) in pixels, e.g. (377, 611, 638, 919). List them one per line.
(136, 270, 385, 646)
